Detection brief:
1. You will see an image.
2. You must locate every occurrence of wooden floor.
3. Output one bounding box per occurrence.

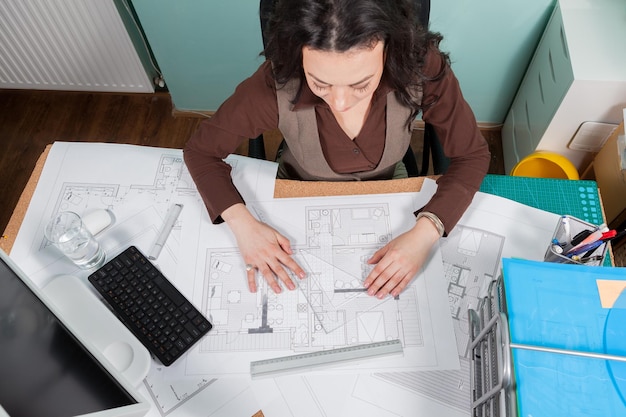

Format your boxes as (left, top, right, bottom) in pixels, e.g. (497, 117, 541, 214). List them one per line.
(0, 89, 505, 238)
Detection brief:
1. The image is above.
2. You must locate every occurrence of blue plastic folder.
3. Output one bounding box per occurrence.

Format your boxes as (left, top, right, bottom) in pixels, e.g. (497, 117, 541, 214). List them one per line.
(501, 258, 626, 417)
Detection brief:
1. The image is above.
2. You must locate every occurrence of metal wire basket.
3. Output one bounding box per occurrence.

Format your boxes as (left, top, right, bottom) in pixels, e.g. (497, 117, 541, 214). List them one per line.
(468, 277, 517, 417)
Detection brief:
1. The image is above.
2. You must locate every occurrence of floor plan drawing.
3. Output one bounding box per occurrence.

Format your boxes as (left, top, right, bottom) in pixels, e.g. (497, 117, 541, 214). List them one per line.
(143, 365, 218, 415)
(11, 143, 277, 279)
(441, 225, 504, 358)
(183, 195, 459, 377)
(9, 143, 284, 417)
(297, 203, 395, 335)
(371, 224, 505, 414)
(13, 142, 563, 417)
(52, 152, 189, 214)
(141, 367, 259, 417)
(38, 153, 189, 253)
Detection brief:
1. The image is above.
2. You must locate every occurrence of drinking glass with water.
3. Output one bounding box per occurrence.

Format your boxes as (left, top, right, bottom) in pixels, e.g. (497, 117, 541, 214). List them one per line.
(44, 211, 106, 269)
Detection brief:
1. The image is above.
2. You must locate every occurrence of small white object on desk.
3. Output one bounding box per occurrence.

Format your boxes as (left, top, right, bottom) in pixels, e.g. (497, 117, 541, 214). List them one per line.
(82, 208, 115, 236)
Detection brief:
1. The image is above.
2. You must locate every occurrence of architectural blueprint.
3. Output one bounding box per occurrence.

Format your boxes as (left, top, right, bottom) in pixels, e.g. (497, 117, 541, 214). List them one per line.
(342, 193, 561, 417)
(367, 224, 506, 414)
(10, 143, 276, 284)
(180, 193, 460, 376)
(253, 222, 509, 417)
(9, 142, 563, 417)
(9, 142, 276, 417)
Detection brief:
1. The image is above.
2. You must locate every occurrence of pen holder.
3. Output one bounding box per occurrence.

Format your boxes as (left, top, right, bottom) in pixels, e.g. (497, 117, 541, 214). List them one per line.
(544, 215, 608, 266)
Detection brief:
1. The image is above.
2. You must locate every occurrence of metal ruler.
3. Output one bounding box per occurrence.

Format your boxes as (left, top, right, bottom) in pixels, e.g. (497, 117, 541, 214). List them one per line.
(250, 339, 403, 379)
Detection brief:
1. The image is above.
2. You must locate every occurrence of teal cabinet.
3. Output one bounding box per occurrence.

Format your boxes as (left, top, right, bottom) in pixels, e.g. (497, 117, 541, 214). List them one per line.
(502, 5, 574, 170)
(502, 0, 626, 174)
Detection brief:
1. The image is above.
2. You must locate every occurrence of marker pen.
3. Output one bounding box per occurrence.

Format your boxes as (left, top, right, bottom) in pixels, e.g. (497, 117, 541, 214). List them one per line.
(567, 224, 607, 254)
(567, 239, 604, 257)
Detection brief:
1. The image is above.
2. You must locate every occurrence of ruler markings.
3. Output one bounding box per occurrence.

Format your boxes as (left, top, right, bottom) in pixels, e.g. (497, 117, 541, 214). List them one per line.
(250, 339, 403, 378)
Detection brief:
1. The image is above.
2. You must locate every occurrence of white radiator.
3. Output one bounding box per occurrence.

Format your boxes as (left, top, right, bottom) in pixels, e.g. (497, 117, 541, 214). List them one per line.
(0, 0, 153, 93)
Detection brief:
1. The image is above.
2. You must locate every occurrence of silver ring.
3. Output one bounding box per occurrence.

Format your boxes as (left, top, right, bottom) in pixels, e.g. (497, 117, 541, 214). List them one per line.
(245, 264, 254, 272)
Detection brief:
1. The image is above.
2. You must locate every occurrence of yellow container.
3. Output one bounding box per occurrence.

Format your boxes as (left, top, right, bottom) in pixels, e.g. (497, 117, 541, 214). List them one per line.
(511, 152, 579, 180)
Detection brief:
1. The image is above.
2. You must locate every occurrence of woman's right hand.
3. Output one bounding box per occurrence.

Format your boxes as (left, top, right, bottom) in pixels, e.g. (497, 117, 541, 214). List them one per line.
(222, 203, 306, 294)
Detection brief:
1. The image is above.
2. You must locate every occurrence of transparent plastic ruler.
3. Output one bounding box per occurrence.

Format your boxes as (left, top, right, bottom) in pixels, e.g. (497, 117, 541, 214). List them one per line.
(250, 339, 403, 379)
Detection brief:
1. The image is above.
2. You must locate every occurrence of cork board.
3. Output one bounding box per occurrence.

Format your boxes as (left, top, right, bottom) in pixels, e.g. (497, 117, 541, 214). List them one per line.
(274, 176, 434, 198)
(1, 145, 51, 254)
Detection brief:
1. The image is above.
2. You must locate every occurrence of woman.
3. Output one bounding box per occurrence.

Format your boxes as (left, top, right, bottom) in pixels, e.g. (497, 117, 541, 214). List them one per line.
(184, 0, 490, 299)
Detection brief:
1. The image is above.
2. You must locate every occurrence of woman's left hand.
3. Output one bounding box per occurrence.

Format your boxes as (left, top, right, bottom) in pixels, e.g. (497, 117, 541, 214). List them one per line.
(363, 217, 441, 298)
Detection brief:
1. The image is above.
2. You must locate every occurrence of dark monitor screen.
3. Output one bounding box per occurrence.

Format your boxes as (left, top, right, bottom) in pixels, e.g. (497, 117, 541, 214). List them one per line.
(0, 255, 138, 417)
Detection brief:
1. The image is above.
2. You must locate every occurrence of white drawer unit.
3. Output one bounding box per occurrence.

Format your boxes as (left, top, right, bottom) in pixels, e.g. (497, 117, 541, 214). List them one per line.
(502, 0, 626, 174)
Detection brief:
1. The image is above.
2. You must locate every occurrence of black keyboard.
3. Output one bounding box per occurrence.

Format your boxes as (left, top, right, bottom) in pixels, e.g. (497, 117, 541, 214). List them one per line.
(88, 246, 212, 366)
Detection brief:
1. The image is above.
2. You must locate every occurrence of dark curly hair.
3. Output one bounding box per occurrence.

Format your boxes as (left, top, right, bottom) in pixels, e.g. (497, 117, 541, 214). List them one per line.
(262, 0, 449, 125)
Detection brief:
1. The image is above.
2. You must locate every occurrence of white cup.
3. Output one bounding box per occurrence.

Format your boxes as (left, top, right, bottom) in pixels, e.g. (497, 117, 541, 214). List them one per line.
(44, 211, 106, 269)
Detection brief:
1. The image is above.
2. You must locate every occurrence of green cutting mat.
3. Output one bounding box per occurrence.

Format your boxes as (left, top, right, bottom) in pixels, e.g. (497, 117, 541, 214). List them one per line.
(479, 175, 604, 226)
(480, 175, 611, 266)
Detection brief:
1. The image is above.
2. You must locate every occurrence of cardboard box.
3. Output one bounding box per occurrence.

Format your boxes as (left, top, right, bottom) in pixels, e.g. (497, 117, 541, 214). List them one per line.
(594, 120, 626, 229)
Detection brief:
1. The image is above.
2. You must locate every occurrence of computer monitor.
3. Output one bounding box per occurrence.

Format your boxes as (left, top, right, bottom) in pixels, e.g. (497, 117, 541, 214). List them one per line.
(0, 248, 150, 417)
